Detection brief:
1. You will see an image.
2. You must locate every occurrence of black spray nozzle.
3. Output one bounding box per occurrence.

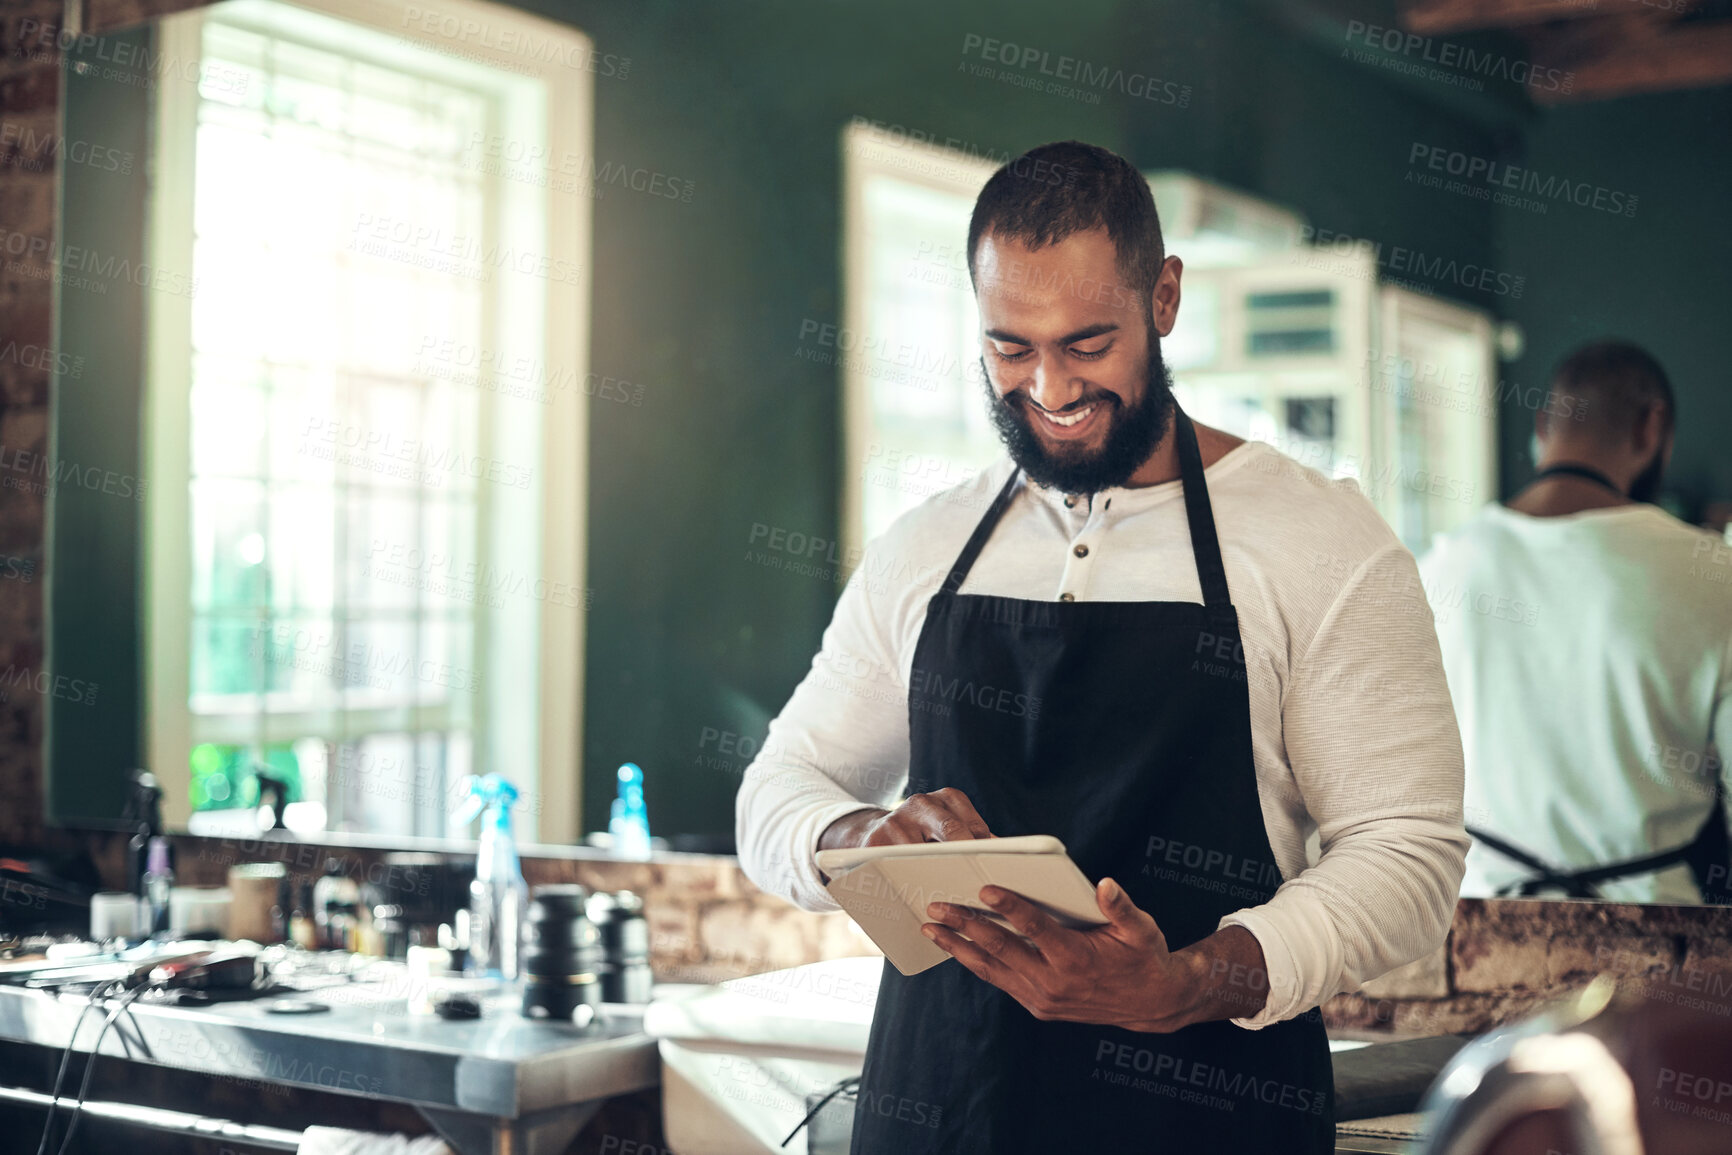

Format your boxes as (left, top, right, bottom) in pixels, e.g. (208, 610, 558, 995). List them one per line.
(123, 769, 163, 835)
(124, 770, 165, 896)
(255, 770, 290, 831)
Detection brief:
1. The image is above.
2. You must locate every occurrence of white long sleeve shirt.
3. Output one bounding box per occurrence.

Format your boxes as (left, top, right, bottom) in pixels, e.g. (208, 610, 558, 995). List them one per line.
(1419, 503, 1732, 904)
(735, 441, 1469, 1028)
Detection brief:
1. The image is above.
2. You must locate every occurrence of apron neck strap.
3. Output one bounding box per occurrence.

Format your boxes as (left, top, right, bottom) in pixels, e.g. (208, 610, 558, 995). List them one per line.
(938, 404, 1235, 612)
(1173, 406, 1233, 612)
(1531, 461, 1624, 497)
(940, 467, 1022, 596)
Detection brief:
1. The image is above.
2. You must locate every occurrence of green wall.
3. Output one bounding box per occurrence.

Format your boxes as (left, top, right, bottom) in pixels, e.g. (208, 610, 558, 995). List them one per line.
(1492, 86, 1732, 509)
(47, 27, 152, 828)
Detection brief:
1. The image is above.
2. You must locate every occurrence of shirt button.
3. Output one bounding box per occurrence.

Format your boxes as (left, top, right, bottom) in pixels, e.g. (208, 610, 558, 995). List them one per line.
(1073, 544, 1089, 558)
(1059, 592, 1075, 602)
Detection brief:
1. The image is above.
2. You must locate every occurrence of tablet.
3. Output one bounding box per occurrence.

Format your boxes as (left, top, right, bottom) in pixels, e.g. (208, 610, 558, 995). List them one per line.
(815, 835, 1107, 975)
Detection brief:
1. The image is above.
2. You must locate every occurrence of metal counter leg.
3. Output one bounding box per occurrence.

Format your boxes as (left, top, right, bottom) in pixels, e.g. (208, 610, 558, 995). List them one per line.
(418, 1101, 602, 1155)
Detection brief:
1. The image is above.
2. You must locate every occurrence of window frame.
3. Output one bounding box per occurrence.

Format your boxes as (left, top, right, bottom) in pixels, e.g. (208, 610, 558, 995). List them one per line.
(839, 119, 997, 562)
(143, 0, 591, 842)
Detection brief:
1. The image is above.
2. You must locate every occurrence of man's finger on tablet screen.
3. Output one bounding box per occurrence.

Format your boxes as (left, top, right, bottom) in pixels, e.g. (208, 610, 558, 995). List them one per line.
(931, 787, 993, 838)
(868, 810, 927, 845)
(904, 791, 981, 841)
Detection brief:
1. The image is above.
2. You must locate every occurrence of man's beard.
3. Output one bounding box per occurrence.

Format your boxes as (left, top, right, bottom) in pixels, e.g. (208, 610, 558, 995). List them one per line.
(979, 338, 1175, 496)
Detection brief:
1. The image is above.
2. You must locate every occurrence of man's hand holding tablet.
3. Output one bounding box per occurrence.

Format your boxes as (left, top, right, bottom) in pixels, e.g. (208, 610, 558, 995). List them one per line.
(817, 786, 995, 861)
(817, 790, 1269, 1031)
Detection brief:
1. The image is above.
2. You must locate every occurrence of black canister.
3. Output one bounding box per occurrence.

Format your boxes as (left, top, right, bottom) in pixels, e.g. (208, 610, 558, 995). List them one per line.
(587, 890, 653, 1004)
(521, 884, 604, 1021)
(366, 853, 474, 960)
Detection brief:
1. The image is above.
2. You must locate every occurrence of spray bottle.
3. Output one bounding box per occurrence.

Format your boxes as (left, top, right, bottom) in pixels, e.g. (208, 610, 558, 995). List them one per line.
(455, 774, 529, 981)
(141, 836, 174, 937)
(123, 769, 163, 900)
(609, 762, 652, 860)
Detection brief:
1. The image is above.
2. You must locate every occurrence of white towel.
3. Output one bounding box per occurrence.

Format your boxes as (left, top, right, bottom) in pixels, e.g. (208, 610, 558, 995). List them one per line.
(297, 1126, 455, 1155)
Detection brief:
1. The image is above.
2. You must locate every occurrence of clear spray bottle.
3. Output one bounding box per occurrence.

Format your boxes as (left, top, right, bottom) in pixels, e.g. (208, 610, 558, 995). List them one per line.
(455, 773, 529, 981)
(609, 762, 652, 860)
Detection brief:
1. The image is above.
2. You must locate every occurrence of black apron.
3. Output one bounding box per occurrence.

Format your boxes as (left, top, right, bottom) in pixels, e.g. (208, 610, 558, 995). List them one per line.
(851, 409, 1334, 1154)
(1467, 795, 1729, 901)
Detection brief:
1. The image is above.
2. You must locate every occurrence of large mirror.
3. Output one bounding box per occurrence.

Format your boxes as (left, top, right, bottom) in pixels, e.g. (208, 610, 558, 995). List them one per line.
(32, 0, 1731, 904)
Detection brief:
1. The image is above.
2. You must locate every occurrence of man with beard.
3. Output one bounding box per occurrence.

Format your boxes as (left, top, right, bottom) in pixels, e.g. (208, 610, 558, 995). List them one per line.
(736, 141, 1468, 1154)
(1420, 341, 1732, 904)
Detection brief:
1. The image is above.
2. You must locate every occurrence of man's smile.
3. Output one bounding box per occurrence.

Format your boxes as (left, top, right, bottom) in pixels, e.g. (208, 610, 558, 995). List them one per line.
(1025, 398, 1108, 442)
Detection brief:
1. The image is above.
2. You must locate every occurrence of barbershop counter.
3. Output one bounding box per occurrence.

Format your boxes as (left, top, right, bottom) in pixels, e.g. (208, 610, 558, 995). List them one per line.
(0, 962, 659, 1155)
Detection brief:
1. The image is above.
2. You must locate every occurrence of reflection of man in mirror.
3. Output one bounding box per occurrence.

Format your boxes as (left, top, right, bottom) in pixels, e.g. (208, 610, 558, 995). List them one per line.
(1421, 341, 1732, 904)
(737, 141, 1470, 1154)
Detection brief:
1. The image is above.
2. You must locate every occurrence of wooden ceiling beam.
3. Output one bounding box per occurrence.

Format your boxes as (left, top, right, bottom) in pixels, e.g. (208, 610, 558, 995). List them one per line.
(1400, 0, 1693, 36)
(1530, 19, 1732, 101)
(1403, 0, 1612, 35)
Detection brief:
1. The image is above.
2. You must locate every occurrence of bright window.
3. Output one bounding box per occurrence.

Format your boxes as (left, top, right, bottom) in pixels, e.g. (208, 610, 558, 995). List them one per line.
(146, 0, 592, 842)
(840, 120, 1000, 558)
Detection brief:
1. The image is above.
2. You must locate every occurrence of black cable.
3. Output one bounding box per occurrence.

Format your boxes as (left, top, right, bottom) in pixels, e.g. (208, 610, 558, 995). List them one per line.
(52, 983, 147, 1155)
(34, 978, 123, 1155)
(780, 1075, 860, 1147)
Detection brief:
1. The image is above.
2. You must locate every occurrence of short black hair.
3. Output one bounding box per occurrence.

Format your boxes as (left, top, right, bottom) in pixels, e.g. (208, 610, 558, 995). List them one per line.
(1545, 339, 1675, 442)
(966, 141, 1165, 306)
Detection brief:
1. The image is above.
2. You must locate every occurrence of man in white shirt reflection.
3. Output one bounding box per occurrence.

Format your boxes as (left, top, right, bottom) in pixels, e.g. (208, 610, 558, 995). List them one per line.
(1420, 340, 1732, 904)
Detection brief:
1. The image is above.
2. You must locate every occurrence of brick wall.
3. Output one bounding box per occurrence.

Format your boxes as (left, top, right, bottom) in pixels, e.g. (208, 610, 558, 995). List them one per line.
(125, 833, 1732, 1034)
(160, 832, 881, 981)
(1327, 898, 1732, 1037)
(0, 0, 65, 852)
